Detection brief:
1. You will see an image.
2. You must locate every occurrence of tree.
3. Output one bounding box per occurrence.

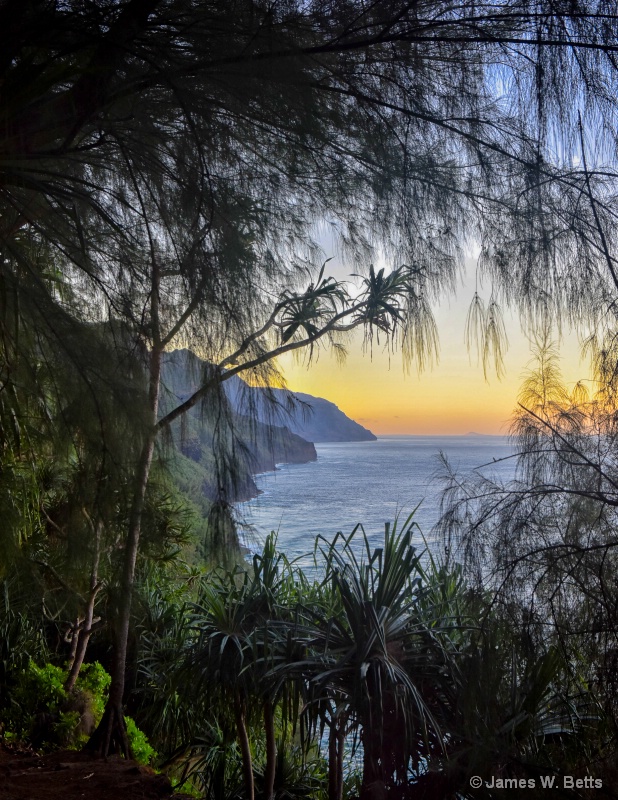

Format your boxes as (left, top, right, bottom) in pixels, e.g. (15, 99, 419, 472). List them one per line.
(3, 0, 618, 757)
(131, 523, 597, 797)
(303, 520, 438, 800)
(437, 335, 618, 777)
(136, 534, 311, 799)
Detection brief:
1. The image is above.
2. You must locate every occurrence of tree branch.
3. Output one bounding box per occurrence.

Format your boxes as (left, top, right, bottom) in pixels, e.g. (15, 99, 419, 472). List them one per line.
(156, 300, 366, 431)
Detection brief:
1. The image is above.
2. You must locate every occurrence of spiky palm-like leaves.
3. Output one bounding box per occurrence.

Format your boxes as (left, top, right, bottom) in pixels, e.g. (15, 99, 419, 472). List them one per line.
(180, 535, 305, 800)
(130, 523, 597, 798)
(280, 262, 348, 345)
(418, 618, 590, 798)
(298, 519, 441, 799)
(4, 1, 618, 757)
(283, 522, 590, 799)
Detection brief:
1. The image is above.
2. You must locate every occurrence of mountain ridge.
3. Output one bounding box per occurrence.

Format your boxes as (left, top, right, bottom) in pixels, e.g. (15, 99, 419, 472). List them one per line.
(159, 350, 376, 506)
(163, 349, 377, 444)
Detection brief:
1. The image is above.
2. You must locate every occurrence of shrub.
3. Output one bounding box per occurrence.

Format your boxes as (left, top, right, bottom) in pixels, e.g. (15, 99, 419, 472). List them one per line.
(0, 660, 154, 762)
(125, 715, 156, 765)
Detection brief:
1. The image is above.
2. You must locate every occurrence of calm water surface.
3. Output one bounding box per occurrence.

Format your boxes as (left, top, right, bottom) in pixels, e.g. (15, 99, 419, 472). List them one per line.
(239, 435, 514, 568)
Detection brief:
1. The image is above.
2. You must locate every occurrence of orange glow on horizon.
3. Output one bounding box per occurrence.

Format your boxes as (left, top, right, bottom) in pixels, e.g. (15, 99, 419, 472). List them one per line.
(276, 303, 585, 437)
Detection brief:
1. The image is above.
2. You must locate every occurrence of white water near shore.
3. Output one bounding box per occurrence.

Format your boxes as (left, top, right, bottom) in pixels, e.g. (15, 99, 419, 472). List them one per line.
(239, 435, 515, 568)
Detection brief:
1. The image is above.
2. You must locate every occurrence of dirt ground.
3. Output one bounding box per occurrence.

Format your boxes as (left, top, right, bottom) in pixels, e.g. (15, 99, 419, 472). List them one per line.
(0, 744, 194, 800)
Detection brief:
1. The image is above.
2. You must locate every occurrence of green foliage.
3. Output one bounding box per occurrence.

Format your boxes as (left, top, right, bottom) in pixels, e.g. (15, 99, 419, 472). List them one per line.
(0, 512, 610, 795)
(77, 662, 112, 721)
(126, 522, 605, 799)
(125, 716, 156, 766)
(0, 659, 153, 760)
(0, 582, 50, 721)
(3, 0, 618, 768)
(255, 744, 329, 800)
(170, 778, 202, 799)
(10, 661, 67, 734)
(53, 711, 82, 748)
(0, 659, 102, 748)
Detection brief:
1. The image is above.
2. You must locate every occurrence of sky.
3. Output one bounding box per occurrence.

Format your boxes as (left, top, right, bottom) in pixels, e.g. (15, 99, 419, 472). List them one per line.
(275, 258, 586, 436)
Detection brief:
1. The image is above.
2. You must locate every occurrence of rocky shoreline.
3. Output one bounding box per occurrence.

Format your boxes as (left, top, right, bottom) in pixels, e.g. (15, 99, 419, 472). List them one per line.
(230, 425, 317, 502)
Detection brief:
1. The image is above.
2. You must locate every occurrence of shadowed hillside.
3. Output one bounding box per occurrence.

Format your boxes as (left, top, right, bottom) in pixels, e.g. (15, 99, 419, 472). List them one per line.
(160, 350, 318, 503)
(163, 349, 376, 447)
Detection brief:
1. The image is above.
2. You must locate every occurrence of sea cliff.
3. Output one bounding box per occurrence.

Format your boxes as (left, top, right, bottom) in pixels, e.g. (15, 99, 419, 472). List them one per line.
(159, 349, 374, 503)
(160, 351, 318, 502)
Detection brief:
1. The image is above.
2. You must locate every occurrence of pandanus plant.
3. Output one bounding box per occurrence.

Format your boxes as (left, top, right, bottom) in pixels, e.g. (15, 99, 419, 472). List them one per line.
(298, 517, 445, 800)
(139, 524, 595, 799)
(186, 534, 306, 800)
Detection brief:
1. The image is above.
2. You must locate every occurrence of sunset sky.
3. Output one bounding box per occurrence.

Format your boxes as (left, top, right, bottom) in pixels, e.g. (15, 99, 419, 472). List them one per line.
(276, 258, 585, 436)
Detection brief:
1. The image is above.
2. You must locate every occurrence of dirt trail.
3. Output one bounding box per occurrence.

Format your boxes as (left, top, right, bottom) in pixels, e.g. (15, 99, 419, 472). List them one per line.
(0, 745, 193, 800)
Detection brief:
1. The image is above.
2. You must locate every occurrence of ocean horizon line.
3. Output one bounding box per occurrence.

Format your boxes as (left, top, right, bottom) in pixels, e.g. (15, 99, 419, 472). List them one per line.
(367, 432, 509, 439)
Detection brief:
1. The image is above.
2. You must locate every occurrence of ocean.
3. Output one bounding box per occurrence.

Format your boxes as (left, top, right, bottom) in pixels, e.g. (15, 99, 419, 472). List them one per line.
(238, 435, 515, 570)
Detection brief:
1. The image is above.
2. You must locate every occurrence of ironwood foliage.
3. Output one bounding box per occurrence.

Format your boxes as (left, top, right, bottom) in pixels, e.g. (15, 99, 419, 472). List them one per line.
(2, 0, 618, 767)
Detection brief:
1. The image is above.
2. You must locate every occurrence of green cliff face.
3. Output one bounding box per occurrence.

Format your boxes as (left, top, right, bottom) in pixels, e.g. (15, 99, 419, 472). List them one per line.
(159, 350, 317, 504)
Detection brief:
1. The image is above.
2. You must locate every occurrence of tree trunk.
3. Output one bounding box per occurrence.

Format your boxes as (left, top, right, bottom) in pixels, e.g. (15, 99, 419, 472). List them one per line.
(86, 700, 131, 758)
(86, 320, 162, 755)
(84, 430, 157, 756)
(263, 699, 276, 800)
(328, 718, 345, 800)
(328, 720, 338, 800)
(336, 724, 345, 800)
(360, 709, 386, 800)
(235, 693, 254, 800)
(64, 611, 95, 694)
(65, 518, 103, 693)
(65, 615, 82, 670)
